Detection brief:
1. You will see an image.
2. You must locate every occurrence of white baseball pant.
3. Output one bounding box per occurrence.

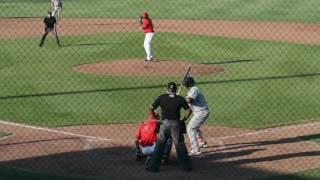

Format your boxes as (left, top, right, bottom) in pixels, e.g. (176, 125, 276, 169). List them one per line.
(187, 109, 210, 151)
(52, 7, 62, 23)
(144, 32, 155, 61)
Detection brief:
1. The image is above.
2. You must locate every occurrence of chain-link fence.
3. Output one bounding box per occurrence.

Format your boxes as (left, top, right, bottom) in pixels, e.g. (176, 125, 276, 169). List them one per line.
(0, 0, 319, 179)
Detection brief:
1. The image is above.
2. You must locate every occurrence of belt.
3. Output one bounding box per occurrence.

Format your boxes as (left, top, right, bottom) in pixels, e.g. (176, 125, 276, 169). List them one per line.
(162, 119, 179, 123)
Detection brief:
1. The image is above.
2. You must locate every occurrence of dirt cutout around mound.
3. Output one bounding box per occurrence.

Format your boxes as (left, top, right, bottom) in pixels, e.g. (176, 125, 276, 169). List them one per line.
(73, 59, 224, 76)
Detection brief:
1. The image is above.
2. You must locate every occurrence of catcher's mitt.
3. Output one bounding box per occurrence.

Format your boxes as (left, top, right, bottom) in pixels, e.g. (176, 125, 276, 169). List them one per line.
(138, 16, 143, 24)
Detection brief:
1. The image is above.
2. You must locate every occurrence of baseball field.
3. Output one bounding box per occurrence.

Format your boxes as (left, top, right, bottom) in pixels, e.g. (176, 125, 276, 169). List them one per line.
(0, 0, 320, 179)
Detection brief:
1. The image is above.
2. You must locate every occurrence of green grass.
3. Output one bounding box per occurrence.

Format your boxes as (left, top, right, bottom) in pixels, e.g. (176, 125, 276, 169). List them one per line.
(0, 32, 319, 128)
(1, 1, 320, 179)
(254, 168, 320, 180)
(0, 131, 10, 138)
(0, 0, 320, 22)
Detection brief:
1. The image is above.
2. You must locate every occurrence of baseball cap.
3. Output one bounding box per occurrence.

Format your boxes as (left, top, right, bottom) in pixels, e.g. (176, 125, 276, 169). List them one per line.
(143, 12, 149, 18)
(167, 82, 177, 93)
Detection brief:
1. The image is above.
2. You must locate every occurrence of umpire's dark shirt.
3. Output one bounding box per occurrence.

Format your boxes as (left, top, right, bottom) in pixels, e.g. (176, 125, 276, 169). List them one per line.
(152, 94, 190, 121)
(44, 16, 56, 28)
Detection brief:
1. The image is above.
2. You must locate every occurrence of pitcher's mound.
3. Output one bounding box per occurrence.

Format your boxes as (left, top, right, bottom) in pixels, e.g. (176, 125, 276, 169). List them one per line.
(73, 59, 224, 76)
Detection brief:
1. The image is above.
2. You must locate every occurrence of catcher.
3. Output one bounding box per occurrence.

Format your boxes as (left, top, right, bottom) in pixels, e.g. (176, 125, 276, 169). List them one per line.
(39, 10, 60, 47)
(135, 111, 172, 164)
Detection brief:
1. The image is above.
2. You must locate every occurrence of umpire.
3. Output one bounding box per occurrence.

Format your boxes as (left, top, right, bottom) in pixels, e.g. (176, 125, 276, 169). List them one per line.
(39, 10, 60, 47)
(146, 82, 192, 172)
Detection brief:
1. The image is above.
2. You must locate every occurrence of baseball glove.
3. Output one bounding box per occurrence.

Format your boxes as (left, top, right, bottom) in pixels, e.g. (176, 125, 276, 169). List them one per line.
(138, 16, 143, 24)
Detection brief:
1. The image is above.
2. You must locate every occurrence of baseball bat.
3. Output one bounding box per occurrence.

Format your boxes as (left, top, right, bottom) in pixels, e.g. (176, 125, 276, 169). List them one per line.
(177, 64, 191, 95)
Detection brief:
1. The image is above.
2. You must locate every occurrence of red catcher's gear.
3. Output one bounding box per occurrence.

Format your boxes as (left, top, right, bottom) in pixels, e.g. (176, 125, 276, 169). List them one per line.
(136, 112, 158, 147)
(141, 17, 154, 33)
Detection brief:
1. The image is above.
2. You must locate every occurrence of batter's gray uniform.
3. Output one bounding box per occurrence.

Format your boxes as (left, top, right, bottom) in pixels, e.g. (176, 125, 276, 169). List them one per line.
(186, 86, 210, 154)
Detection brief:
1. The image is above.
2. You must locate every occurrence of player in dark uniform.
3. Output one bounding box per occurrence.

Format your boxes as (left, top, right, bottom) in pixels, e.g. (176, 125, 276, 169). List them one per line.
(146, 82, 192, 172)
(39, 10, 60, 47)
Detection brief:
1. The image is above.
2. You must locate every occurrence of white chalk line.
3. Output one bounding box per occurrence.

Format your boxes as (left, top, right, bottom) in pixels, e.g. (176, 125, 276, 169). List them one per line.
(0, 120, 112, 142)
(209, 121, 320, 142)
(0, 135, 11, 141)
(1, 119, 319, 147)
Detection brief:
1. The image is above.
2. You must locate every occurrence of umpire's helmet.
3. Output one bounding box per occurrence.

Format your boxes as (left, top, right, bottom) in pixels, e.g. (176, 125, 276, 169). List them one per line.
(167, 82, 177, 93)
(183, 76, 195, 88)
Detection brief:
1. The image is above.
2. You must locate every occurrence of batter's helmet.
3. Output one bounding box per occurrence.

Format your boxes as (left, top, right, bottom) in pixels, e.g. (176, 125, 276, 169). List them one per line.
(167, 82, 177, 93)
(183, 76, 195, 88)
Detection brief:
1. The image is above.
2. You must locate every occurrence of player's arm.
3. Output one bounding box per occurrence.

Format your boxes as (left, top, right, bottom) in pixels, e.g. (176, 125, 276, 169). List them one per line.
(186, 87, 198, 104)
(141, 19, 150, 29)
(185, 97, 194, 104)
(181, 99, 192, 121)
(182, 109, 192, 122)
(149, 105, 157, 117)
(149, 95, 160, 112)
(43, 18, 48, 29)
(136, 125, 142, 141)
(53, 18, 57, 30)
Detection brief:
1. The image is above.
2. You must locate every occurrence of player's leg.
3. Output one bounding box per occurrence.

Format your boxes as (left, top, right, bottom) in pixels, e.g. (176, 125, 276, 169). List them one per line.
(56, 7, 62, 24)
(54, 28, 61, 47)
(148, 33, 155, 60)
(187, 114, 203, 154)
(143, 35, 149, 61)
(39, 29, 49, 47)
(146, 122, 168, 171)
(144, 33, 154, 61)
(188, 110, 210, 151)
(51, 10, 57, 23)
(197, 110, 210, 147)
(162, 136, 172, 163)
(52, 8, 58, 23)
(170, 122, 192, 171)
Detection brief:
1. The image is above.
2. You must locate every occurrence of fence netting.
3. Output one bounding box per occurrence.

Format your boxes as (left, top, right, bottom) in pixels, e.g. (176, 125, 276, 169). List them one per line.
(0, 0, 319, 179)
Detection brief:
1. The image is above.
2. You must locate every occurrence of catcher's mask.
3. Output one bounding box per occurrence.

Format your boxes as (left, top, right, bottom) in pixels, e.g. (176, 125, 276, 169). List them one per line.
(183, 76, 195, 88)
(166, 82, 177, 93)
